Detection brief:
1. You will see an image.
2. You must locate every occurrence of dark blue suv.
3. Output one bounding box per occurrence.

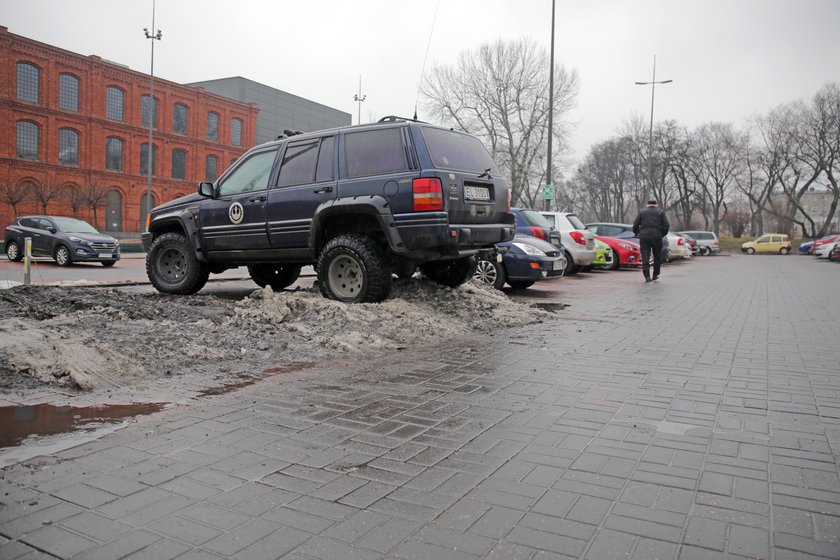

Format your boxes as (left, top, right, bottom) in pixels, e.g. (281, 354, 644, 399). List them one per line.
(142, 117, 516, 302)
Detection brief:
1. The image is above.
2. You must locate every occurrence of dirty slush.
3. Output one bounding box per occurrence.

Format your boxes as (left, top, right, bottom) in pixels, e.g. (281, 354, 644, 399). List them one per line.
(0, 279, 551, 399)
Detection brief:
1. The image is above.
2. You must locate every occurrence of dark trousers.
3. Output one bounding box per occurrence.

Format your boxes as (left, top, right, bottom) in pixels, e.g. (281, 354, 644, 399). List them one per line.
(639, 235, 663, 279)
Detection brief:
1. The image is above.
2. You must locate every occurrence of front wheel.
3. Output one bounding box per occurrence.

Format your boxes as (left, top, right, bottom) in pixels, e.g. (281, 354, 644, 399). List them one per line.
(610, 255, 621, 270)
(317, 234, 391, 303)
(746, 247, 755, 255)
(54, 245, 72, 267)
(780, 247, 790, 255)
(507, 280, 535, 289)
(473, 258, 506, 290)
(101, 260, 116, 267)
(564, 252, 576, 275)
(248, 264, 301, 290)
(5, 241, 22, 262)
(146, 232, 209, 294)
(420, 256, 478, 288)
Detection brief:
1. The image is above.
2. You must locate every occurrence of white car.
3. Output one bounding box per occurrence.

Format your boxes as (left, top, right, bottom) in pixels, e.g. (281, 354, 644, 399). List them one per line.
(815, 241, 838, 259)
(539, 211, 597, 275)
(666, 233, 692, 260)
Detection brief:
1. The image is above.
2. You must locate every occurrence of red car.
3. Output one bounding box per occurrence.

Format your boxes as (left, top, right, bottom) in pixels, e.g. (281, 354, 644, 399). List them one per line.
(813, 234, 840, 254)
(597, 236, 641, 270)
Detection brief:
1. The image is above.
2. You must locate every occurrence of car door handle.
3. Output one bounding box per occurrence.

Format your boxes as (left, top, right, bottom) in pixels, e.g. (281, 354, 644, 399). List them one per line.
(249, 195, 267, 202)
(313, 186, 333, 193)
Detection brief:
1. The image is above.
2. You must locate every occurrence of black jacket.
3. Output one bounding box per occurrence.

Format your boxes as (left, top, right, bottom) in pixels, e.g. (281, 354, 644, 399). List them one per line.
(633, 207, 670, 239)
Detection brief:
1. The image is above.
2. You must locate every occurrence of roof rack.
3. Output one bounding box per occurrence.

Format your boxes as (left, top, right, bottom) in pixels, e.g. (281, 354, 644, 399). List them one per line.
(377, 115, 427, 124)
(275, 129, 305, 140)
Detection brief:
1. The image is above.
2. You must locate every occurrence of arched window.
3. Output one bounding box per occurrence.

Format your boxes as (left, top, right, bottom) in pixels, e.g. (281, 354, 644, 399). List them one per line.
(141, 95, 159, 129)
(205, 155, 219, 182)
(207, 111, 219, 142)
(173, 103, 189, 135)
(140, 143, 158, 176)
(105, 137, 124, 171)
(171, 149, 187, 180)
(104, 189, 123, 232)
(16, 62, 39, 103)
(231, 118, 243, 147)
(106, 86, 124, 121)
(58, 128, 79, 166)
(59, 73, 80, 112)
(16, 121, 39, 160)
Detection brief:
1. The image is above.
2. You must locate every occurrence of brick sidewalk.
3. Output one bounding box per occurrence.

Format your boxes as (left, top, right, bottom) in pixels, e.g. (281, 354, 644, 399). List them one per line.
(2, 255, 839, 559)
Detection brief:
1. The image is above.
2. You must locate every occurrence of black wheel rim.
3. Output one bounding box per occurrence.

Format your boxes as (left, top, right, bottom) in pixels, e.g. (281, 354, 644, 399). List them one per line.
(157, 247, 187, 283)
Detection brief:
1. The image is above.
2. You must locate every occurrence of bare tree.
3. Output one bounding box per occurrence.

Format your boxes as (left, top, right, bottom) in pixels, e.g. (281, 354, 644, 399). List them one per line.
(84, 184, 109, 229)
(690, 123, 746, 236)
(0, 181, 34, 218)
(421, 37, 579, 205)
(30, 182, 63, 214)
(60, 184, 86, 218)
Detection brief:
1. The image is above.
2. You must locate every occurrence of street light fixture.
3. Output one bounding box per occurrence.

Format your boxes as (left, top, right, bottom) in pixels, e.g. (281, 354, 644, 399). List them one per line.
(354, 75, 366, 125)
(634, 55, 672, 206)
(143, 0, 162, 231)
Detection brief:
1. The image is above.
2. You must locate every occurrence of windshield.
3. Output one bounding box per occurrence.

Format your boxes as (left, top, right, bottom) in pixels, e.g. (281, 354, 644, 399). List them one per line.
(566, 214, 585, 229)
(53, 217, 99, 234)
(519, 209, 552, 228)
(421, 127, 500, 175)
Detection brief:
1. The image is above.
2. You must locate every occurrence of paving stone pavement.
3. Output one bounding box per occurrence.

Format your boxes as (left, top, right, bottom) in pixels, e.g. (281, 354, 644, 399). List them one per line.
(2, 255, 839, 559)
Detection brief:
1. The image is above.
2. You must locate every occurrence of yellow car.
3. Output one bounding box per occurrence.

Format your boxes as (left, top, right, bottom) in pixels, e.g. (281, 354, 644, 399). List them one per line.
(741, 234, 792, 255)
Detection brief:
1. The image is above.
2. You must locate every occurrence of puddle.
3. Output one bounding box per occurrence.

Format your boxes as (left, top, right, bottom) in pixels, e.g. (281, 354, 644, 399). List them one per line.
(197, 361, 318, 397)
(0, 402, 168, 449)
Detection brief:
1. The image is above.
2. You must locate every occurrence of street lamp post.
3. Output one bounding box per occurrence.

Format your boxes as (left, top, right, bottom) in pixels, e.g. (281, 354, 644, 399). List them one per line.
(634, 55, 672, 206)
(545, 0, 556, 212)
(143, 0, 162, 231)
(354, 75, 366, 125)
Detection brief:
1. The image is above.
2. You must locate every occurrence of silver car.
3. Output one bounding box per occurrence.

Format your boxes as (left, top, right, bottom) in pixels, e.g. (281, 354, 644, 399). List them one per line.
(540, 211, 597, 274)
(678, 230, 720, 255)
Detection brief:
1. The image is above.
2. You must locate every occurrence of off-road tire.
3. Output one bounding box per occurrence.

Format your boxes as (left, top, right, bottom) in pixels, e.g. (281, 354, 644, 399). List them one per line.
(54, 245, 72, 267)
(420, 256, 478, 288)
(5, 241, 22, 262)
(147, 232, 210, 295)
(101, 260, 116, 267)
(508, 280, 535, 289)
(248, 264, 302, 290)
(473, 258, 506, 290)
(317, 234, 391, 303)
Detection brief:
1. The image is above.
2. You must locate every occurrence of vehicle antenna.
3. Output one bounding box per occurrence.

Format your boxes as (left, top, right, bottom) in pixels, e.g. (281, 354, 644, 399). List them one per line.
(414, 0, 441, 121)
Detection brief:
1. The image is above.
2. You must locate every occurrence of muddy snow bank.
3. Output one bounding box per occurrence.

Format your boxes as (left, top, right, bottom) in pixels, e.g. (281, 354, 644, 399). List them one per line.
(0, 280, 550, 394)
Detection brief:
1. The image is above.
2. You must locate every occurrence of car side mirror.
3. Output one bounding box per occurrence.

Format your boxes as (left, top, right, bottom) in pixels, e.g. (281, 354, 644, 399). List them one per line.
(48, 227, 57, 234)
(198, 182, 215, 198)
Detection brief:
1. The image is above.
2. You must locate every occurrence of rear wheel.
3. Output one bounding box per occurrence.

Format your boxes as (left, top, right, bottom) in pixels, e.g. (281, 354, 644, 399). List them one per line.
(473, 258, 506, 290)
(699, 246, 710, 256)
(248, 264, 302, 290)
(317, 234, 391, 303)
(146, 232, 209, 294)
(420, 256, 478, 288)
(780, 247, 790, 255)
(54, 245, 72, 267)
(507, 280, 535, 289)
(5, 241, 22, 262)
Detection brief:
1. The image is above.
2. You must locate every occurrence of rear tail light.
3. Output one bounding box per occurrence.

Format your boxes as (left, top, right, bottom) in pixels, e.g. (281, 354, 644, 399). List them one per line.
(569, 231, 586, 245)
(506, 188, 511, 211)
(714, 240, 719, 245)
(530, 227, 546, 240)
(677, 237, 684, 246)
(412, 178, 443, 211)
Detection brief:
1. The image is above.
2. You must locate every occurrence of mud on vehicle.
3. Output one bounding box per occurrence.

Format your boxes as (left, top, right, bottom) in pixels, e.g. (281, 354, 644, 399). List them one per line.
(141, 117, 515, 303)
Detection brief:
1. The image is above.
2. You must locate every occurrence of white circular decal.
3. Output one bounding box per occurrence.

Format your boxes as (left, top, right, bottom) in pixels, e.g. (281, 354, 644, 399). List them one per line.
(229, 202, 244, 224)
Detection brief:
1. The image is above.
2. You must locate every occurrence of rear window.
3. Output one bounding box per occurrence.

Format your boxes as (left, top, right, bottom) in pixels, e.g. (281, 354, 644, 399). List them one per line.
(518, 209, 552, 228)
(421, 127, 499, 174)
(566, 214, 585, 229)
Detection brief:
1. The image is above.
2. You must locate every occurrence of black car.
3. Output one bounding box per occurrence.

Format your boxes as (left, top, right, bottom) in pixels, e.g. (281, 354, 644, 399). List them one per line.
(142, 116, 515, 302)
(4, 215, 120, 267)
(473, 234, 566, 290)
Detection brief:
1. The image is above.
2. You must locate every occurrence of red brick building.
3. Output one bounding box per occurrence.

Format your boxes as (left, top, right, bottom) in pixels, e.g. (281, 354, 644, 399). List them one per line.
(0, 26, 258, 233)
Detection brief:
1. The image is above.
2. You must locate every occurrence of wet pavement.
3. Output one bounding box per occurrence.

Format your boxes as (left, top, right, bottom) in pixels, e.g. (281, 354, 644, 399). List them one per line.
(1, 254, 839, 559)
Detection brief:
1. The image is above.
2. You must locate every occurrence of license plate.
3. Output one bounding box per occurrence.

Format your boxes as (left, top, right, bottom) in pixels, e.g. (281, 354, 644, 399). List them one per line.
(553, 260, 563, 270)
(464, 186, 490, 201)
(98, 253, 113, 259)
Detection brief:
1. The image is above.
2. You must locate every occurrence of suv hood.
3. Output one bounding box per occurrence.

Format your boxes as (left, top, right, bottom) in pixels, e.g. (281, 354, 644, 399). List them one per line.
(152, 192, 204, 214)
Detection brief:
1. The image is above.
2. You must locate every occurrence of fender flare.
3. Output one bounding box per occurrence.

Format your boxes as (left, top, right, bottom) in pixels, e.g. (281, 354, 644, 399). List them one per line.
(148, 207, 208, 262)
(309, 196, 408, 255)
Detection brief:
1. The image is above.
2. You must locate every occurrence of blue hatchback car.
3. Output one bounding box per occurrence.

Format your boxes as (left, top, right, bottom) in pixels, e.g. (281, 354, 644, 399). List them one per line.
(474, 234, 566, 290)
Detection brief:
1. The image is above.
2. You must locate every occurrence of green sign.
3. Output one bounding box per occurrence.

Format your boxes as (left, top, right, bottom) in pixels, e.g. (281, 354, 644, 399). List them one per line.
(542, 183, 554, 200)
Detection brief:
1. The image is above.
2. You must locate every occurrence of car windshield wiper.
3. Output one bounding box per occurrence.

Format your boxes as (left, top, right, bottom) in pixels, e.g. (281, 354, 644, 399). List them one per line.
(477, 168, 492, 179)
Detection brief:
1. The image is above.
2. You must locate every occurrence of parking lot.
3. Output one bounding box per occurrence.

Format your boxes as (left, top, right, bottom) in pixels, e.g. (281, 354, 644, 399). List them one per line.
(1, 254, 839, 559)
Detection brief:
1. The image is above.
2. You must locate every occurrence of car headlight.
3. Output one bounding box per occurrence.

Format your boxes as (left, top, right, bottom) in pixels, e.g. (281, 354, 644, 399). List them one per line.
(69, 236, 92, 246)
(512, 242, 546, 256)
(619, 243, 635, 250)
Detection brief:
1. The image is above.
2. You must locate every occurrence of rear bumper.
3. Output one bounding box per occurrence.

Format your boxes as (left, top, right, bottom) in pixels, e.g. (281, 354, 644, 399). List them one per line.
(393, 212, 516, 257)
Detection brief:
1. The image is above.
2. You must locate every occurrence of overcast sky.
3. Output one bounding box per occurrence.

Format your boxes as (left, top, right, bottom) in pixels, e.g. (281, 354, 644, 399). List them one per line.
(4, 0, 840, 164)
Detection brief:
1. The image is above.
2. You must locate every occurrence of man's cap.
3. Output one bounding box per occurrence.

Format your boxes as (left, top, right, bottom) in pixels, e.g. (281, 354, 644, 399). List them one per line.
(647, 199, 658, 205)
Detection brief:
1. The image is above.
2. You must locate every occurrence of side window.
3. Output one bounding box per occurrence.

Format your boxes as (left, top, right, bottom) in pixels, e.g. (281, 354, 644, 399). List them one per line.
(277, 141, 319, 187)
(316, 137, 334, 183)
(543, 215, 557, 226)
(757, 237, 768, 244)
(19, 218, 38, 229)
(771, 236, 782, 243)
(344, 128, 407, 179)
(218, 149, 278, 197)
(37, 218, 53, 231)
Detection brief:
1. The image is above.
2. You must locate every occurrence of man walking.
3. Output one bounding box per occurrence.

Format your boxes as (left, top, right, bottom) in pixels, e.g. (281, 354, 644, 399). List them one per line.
(633, 199, 670, 282)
